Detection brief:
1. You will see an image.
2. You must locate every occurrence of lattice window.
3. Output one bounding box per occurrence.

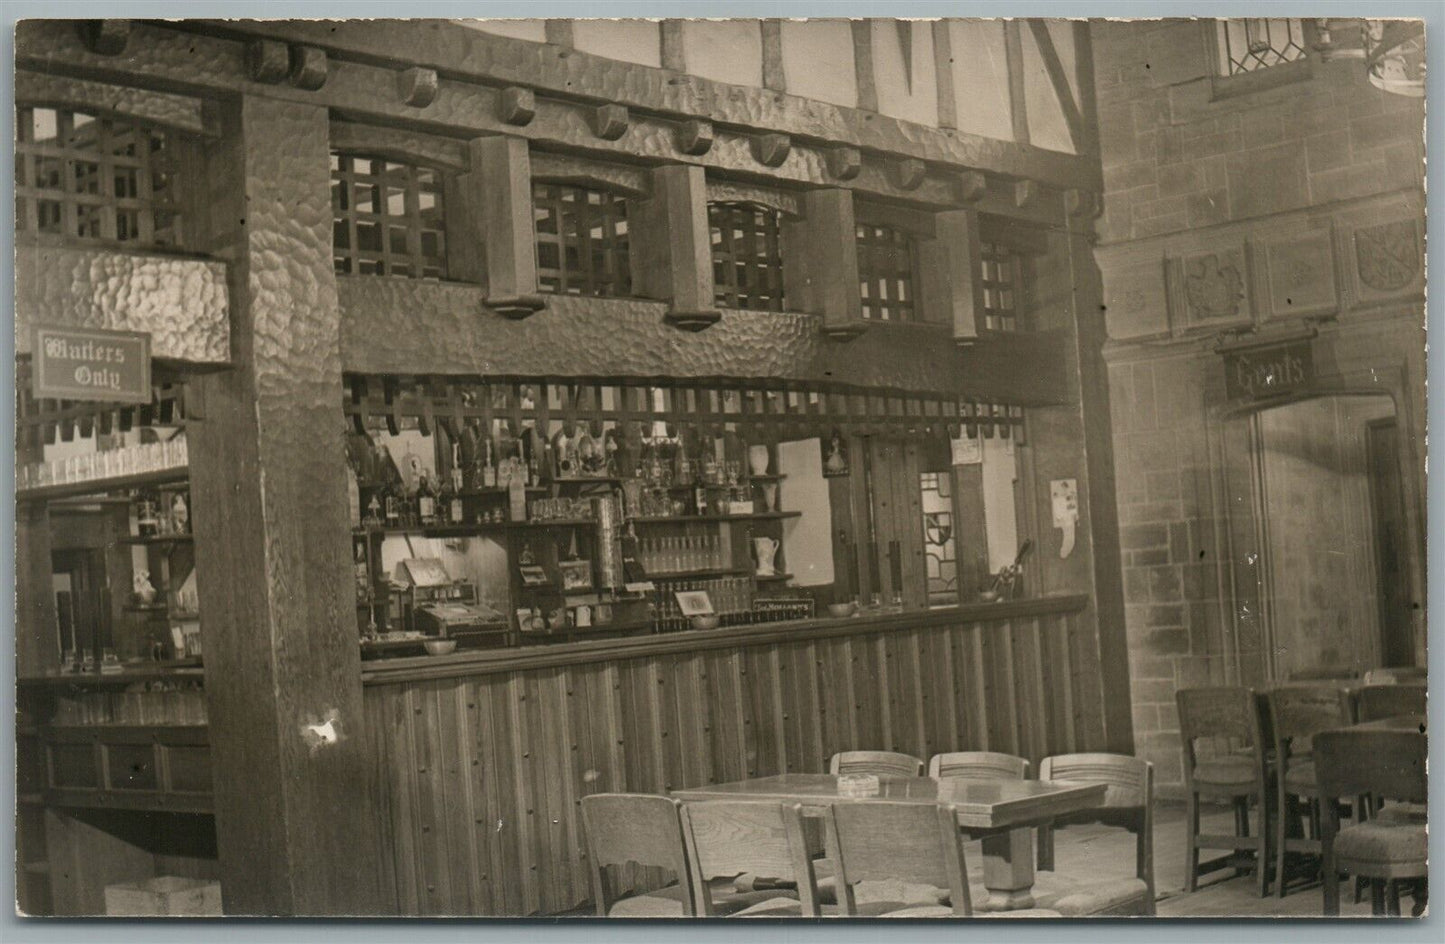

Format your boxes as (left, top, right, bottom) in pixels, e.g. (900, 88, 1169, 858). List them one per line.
(533, 182, 632, 297)
(856, 223, 916, 321)
(15, 105, 186, 248)
(331, 153, 447, 278)
(980, 242, 1021, 332)
(920, 472, 957, 605)
(1217, 19, 1307, 75)
(709, 201, 786, 312)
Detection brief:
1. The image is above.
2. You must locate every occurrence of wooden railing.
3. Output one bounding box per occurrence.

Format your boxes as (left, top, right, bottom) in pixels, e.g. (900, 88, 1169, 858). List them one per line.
(360, 595, 1099, 915)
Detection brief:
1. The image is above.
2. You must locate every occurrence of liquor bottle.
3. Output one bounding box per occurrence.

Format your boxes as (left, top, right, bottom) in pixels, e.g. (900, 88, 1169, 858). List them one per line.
(694, 481, 708, 517)
(508, 470, 527, 522)
(379, 445, 403, 527)
(346, 464, 362, 529)
(448, 445, 465, 523)
(481, 435, 497, 488)
(416, 472, 437, 525)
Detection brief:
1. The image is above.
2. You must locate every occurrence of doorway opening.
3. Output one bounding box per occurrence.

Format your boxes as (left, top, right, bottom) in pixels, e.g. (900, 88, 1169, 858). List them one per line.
(1221, 393, 1416, 681)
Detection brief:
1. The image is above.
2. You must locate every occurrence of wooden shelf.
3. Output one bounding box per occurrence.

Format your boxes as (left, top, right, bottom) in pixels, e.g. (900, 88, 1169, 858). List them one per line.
(630, 511, 800, 524)
(118, 533, 194, 546)
(16, 467, 188, 504)
(756, 573, 795, 583)
(646, 567, 751, 580)
(353, 519, 596, 539)
(551, 476, 620, 485)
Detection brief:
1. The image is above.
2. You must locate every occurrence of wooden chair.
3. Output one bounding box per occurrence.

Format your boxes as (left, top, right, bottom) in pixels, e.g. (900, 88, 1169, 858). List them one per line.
(1032, 754, 1155, 916)
(1315, 729, 1428, 916)
(1361, 667, 1427, 685)
(1176, 686, 1274, 896)
(929, 751, 1029, 781)
(1266, 685, 1353, 898)
(1355, 683, 1426, 723)
(824, 800, 1059, 917)
(581, 793, 795, 917)
(1287, 665, 1360, 682)
(829, 750, 925, 778)
(678, 800, 822, 917)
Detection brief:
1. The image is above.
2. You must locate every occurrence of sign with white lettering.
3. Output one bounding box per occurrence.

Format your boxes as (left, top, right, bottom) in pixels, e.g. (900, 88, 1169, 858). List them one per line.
(1222, 340, 1313, 402)
(32, 326, 151, 404)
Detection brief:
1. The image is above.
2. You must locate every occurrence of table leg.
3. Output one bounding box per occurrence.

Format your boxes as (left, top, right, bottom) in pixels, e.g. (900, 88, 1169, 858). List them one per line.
(980, 828, 1036, 911)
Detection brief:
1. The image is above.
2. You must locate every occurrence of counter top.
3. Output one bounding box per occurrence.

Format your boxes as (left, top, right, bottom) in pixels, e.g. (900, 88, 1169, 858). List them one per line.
(18, 659, 204, 688)
(361, 594, 1089, 685)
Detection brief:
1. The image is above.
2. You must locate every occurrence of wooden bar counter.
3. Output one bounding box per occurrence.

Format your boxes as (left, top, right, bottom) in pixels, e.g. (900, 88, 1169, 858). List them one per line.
(359, 593, 1098, 915)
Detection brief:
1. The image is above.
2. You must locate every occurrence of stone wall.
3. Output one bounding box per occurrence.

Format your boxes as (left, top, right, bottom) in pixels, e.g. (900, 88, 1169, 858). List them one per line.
(1090, 19, 1426, 791)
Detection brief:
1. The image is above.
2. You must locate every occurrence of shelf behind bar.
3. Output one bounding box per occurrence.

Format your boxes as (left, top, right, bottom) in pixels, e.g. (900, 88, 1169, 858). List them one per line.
(117, 533, 195, 546)
(16, 467, 188, 504)
(353, 519, 597, 539)
(630, 511, 801, 524)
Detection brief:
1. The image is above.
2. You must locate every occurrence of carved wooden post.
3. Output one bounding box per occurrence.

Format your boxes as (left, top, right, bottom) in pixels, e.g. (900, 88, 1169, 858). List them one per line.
(802, 189, 867, 339)
(469, 135, 545, 318)
(935, 208, 986, 343)
(644, 163, 719, 330)
(187, 94, 383, 915)
(15, 501, 58, 675)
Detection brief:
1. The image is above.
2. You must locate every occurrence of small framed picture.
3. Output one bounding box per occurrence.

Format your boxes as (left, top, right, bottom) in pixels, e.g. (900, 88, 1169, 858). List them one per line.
(558, 559, 592, 591)
(674, 590, 715, 617)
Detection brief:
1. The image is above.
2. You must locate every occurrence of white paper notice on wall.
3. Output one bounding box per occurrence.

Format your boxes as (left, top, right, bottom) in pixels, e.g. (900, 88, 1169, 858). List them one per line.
(777, 438, 834, 587)
(951, 435, 983, 466)
(1050, 479, 1078, 559)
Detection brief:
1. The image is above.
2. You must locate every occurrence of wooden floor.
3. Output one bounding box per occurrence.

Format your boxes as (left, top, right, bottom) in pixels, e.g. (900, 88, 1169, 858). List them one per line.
(1050, 800, 1379, 918)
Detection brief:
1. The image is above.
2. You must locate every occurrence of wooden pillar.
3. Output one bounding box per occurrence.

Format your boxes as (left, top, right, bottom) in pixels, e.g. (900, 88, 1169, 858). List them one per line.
(851, 20, 878, 112)
(935, 208, 986, 344)
(933, 21, 957, 131)
(15, 501, 58, 676)
(188, 94, 383, 915)
(1064, 220, 1133, 754)
(640, 163, 719, 331)
(801, 189, 867, 339)
(468, 135, 545, 318)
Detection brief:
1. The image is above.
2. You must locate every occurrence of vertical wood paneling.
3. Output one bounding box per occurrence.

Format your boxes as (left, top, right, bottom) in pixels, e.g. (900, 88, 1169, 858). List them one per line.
(365, 607, 1095, 915)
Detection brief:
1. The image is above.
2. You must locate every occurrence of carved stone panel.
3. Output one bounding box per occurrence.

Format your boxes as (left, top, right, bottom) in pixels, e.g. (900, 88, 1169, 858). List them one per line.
(1102, 256, 1169, 341)
(1352, 219, 1422, 301)
(1255, 229, 1338, 320)
(1170, 247, 1251, 332)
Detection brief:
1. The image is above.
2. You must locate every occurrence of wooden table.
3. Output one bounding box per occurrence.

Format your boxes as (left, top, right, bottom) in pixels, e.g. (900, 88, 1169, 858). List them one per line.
(673, 773, 1107, 911)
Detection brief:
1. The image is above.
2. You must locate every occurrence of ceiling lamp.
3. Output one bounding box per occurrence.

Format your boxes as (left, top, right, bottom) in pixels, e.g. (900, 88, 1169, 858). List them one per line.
(1364, 20, 1425, 97)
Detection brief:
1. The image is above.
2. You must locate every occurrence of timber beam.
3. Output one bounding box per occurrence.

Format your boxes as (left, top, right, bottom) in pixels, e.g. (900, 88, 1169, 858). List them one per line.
(15, 20, 1082, 226)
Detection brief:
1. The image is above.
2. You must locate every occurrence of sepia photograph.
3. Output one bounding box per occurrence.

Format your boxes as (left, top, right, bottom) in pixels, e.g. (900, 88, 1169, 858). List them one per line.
(7, 5, 1432, 927)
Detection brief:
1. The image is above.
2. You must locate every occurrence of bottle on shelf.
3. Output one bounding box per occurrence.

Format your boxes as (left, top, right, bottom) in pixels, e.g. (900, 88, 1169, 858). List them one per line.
(481, 433, 497, 489)
(379, 445, 403, 527)
(416, 472, 437, 525)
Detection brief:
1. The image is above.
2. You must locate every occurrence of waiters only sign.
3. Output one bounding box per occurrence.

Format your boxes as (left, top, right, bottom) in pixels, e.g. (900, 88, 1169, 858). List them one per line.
(33, 326, 151, 404)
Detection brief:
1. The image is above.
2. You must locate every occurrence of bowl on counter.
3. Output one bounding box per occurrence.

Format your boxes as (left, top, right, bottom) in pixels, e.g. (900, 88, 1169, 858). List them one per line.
(826, 601, 859, 618)
(423, 638, 458, 656)
(690, 615, 721, 631)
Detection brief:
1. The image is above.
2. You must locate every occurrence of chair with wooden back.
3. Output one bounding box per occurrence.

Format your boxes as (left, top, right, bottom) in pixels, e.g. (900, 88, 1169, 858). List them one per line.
(1033, 753, 1155, 916)
(928, 751, 1029, 781)
(1361, 667, 1427, 685)
(829, 750, 925, 778)
(678, 800, 822, 917)
(1355, 683, 1426, 723)
(1266, 685, 1354, 898)
(1314, 729, 1428, 916)
(1176, 686, 1273, 896)
(824, 800, 1060, 918)
(580, 793, 697, 917)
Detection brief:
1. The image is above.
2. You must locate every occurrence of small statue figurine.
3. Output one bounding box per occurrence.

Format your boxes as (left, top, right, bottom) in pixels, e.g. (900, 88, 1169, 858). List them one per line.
(170, 492, 190, 534)
(133, 570, 157, 605)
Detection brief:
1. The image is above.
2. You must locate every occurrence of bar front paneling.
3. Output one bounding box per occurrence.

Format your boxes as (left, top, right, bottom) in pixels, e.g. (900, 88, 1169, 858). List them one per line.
(361, 596, 1091, 915)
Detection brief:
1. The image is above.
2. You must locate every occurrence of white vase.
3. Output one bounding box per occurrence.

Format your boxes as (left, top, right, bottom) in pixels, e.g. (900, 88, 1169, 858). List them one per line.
(748, 444, 771, 477)
(760, 482, 778, 512)
(753, 536, 780, 576)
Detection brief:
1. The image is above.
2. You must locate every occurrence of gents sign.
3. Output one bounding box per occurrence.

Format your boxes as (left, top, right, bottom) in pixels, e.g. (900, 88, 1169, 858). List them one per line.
(1222, 339, 1313, 402)
(33, 326, 152, 403)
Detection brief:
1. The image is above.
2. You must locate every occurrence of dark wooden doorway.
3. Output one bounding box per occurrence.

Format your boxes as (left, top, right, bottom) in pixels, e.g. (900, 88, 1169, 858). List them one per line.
(1366, 417, 1414, 667)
